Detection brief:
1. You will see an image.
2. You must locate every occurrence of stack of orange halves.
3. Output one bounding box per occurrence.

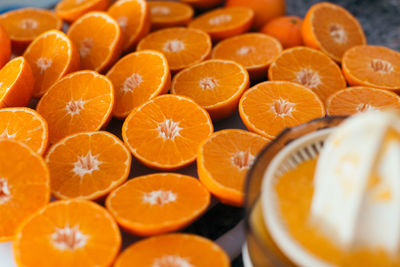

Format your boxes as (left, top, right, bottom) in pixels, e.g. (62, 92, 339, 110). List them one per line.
(0, 0, 399, 266)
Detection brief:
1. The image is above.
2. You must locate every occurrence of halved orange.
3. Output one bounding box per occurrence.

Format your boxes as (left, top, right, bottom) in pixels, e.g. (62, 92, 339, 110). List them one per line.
(46, 131, 131, 200)
(0, 24, 11, 68)
(302, 2, 366, 62)
(327, 86, 400, 116)
(239, 81, 325, 139)
(212, 33, 282, 81)
(14, 199, 121, 267)
(171, 59, 249, 120)
(188, 6, 254, 41)
(67, 11, 122, 73)
(149, 1, 194, 30)
(180, 0, 224, 10)
(107, 0, 150, 51)
(0, 8, 62, 50)
(137, 27, 211, 73)
(342, 45, 400, 90)
(115, 233, 230, 267)
(106, 173, 210, 236)
(268, 46, 347, 104)
(198, 129, 269, 206)
(0, 56, 34, 108)
(106, 50, 170, 118)
(0, 139, 50, 241)
(36, 70, 114, 144)
(23, 30, 80, 97)
(122, 94, 213, 170)
(55, 0, 110, 23)
(0, 107, 48, 155)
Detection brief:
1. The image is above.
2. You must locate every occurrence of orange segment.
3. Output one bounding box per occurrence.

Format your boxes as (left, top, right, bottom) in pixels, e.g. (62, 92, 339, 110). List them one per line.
(23, 30, 80, 97)
(0, 56, 34, 108)
(149, 1, 194, 30)
(211, 33, 282, 81)
(46, 131, 131, 200)
(180, 0, 224, 10)
(198, 129, 269, 206)
(0, 107, 48, 155)
(115, 233, 229, 267)
(268, 47, 347, 104)
(14, 199, 121, 267)
(0, 8, 62, 49)
(67, 11, 122, 73)
(106, 173, 210, 236)
(327, 87, 400, 116)
(55, 0, 110, 23)
(239, 81, 325, 139)
(106, 50, 170, 118)
(122, 94, 213, 170)
(302, 2, 366, 62)
(137, 27, 211, 73)
(0, 139, 50, 241)
(36, 70, 114, 144)
(0, 24, 11, 69)
(107, 0, 150, 51)
(188, 6, 254, 41)
(171, 59, 249, 120)
(342, 45, 400, 90)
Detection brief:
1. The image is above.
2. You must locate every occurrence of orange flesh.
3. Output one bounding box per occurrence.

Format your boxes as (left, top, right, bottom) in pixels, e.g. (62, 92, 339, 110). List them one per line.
(275, 158, 400, 266)
(106, 50, 170, 118)
(46, 131, 131, 200)
(0, 58, 24, 99)
(327, 87, 400, 116)
(149, 1, 193, 29)
(106, 173, 210, 235)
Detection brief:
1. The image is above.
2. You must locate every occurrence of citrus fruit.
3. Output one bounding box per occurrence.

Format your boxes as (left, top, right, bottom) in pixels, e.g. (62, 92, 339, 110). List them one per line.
(0, 24, 11, 69)
(302, 2, 366, 62)
(211, 33, 282, 81)
(0, 139, 50, 241)
(122, 94, 213, 170)
(239, 81, 325, 139)
(114, 233, 230, 267)
(0, 8, 62, 50)
(0, 56, 34, 108)
(342, 45, 400, 90)
(260, 15, 303, 48)
(67, 11, 122, 73)
(180, 0, 224, 10)
(36, 70, 114, 144)
(137, 27, 211, 73)
(226, 0, 286, 30)
(46, 131, 131, 200)
(106, 173, 210, 236)
(23, 30, 80, 97)
(14, 199, 121, 267)
(188, 6, 254, 41)
(198, 129, 269, 206)
(107, 0, 150, 51)
(171, 59, 249, 120)
(55, 0, 110, 23)
(149, 1, 194, 30)
(106, 50, 170, 118)
(326, 86, 400, 116)
(0, 107, 48, 155)
(268, 46, 347, 104)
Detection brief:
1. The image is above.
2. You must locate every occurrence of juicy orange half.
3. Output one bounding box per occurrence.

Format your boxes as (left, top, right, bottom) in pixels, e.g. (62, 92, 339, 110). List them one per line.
(56, 0, 110, 23)
(46, 131, 131, 200)
(149, 1, 194, 30)
(0, 139, 50, 241)
(122, 94, 213, 170)
(14, 199, 121, 267)
(36, 70, 114, 144)
(239, 81, 325, 139)
(106, 173, 210, 236)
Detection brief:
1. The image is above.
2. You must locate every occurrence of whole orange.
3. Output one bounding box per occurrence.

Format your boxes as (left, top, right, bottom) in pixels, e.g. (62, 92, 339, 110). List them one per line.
(226, 0, 285, 30)
(261, 16, 303, 48)
(0, 24, 11, 68)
